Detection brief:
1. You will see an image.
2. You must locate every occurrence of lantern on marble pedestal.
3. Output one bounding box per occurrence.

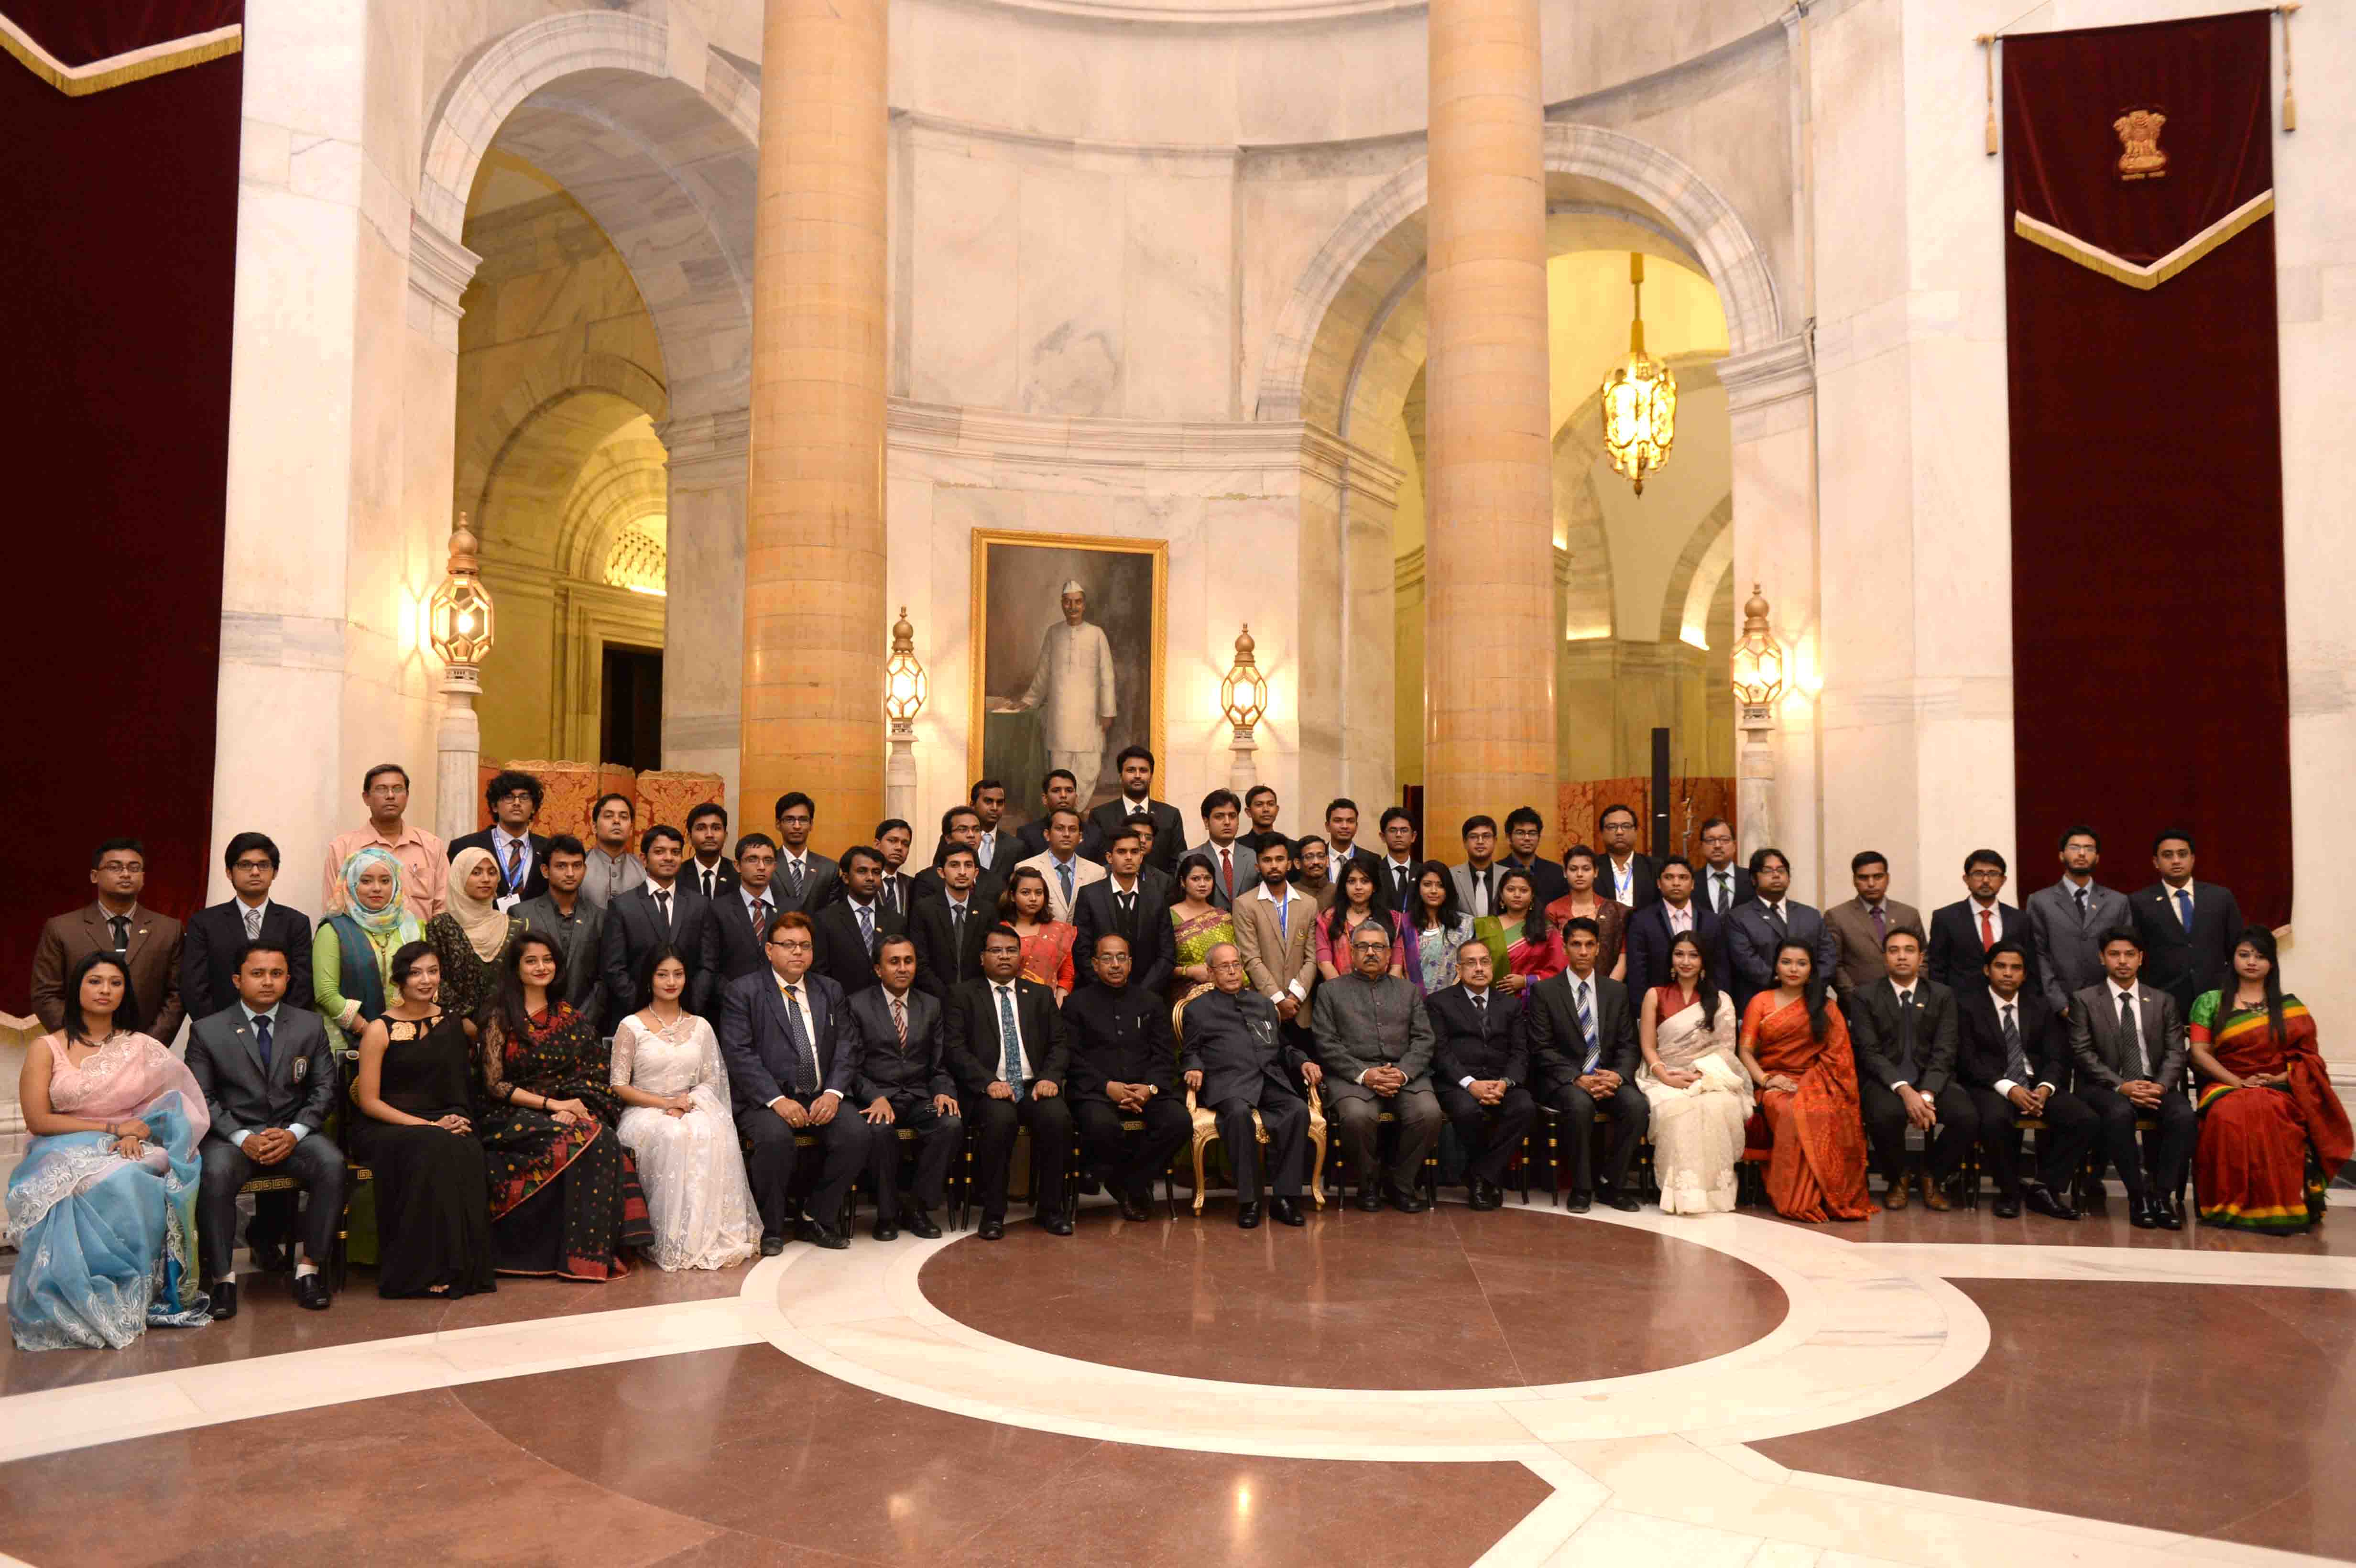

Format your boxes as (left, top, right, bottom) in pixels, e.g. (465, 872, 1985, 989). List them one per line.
(883, 608, 928, 823)
(1220, 625, 1269, 794)
(430, 514, 496, 841)
(1729, 584, 1786, 861)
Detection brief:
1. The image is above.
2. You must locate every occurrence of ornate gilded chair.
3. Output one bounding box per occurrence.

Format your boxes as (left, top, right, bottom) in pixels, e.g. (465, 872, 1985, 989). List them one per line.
(1171, 983, 1324, 1212)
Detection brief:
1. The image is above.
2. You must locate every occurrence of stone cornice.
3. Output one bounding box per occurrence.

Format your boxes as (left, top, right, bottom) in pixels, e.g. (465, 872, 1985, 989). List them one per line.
(658, 408, 751, 483)
(1717, 332, 1814, 414)
(407, 212, 481, 326)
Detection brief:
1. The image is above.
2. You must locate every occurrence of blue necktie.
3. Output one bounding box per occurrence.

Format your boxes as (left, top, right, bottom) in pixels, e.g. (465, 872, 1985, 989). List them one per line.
(858, 904, 874, 949)
(253, 1013, 274, 1072)
(996, 985, 1026, 1098)
(2175, 887, 2194, 932)
(1058, 861, 1074, 912)
(1577, 980, 1598, 1075)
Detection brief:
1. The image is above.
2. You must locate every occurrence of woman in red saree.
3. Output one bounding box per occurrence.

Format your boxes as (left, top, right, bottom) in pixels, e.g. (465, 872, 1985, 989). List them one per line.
(1738, 939, 1872, 1222)
(2189, 928, 2352, 1234)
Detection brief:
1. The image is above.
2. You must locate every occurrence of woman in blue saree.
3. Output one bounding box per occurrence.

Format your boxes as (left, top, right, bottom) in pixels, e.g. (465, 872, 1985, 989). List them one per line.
(7, 951, 213, 1350)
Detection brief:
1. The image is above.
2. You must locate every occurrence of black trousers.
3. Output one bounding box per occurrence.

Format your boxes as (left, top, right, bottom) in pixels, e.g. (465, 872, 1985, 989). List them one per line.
(1331, 1087, 1442, 1200)
(1545, 1080, 1648, 1198)
(1858, 1079, 1976, 1183)
(2079, 1084, 2196, 1203)
(197, 1132, 346, 1281)
(969, 1091, 1074, 1221)
(866, 1097, 963, 1215)
(1210, 1086, 1309, 1203)
(1437, 1083, 1538, 1186)
(1074, 1095, 1190, 1200)
(737, 1103, 871, 1237)
(1958, 1085, 2099, 1197)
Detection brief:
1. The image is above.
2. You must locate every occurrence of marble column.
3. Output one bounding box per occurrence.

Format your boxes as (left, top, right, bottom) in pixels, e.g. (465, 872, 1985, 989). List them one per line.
(1421, 0, 1556, 839)
(743, 0, 890, 838)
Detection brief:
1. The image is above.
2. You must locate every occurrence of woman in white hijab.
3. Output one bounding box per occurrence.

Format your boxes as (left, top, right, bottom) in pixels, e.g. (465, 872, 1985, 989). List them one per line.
(425, 846, 524, 1020)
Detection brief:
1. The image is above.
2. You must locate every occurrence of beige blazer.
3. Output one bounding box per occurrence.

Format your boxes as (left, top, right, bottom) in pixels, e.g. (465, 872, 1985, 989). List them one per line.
(1232, 883, 1320, 1002)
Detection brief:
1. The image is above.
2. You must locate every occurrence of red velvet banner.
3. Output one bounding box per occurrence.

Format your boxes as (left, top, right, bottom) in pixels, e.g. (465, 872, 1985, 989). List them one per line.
(2004, 11, 2290, 927)
(0, 7, 243, 1009)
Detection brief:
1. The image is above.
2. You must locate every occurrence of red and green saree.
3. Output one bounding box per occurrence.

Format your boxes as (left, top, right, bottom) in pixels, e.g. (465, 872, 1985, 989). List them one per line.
(2190, 993, 2352, 1233)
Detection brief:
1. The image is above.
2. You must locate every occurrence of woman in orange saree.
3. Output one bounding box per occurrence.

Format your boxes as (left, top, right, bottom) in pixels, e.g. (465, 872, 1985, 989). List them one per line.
(1739, 939, 1872, 1222)
(2189, 928, 2352, 1234)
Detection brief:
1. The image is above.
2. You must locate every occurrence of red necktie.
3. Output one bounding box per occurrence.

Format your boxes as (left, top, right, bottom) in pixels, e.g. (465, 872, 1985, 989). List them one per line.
(1979, 907, 1994, 949)
(1220, 847, 1232, 899)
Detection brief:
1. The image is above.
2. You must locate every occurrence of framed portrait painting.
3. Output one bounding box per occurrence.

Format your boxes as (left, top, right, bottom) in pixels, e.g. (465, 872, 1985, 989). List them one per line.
(969, 529, 1166, 830)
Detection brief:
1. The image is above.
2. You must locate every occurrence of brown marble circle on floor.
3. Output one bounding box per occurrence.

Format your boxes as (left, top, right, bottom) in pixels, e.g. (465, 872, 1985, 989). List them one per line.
(917, 1205, 1788, 1390)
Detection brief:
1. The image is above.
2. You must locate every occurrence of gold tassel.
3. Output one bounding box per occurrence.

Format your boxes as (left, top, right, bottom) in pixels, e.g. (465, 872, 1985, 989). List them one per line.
(1978, 34, 1999, 156)
(2280, 2, 2300, 132)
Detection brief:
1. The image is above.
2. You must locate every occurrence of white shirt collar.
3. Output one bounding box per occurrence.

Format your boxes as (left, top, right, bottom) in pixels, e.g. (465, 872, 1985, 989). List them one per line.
(1256, 881, 1296, 906)
(1889, 977, 1916, 1002)
(2109, 979, 2139, 1003)
(240, 1001, 280, 1027)
(493, 825, 529, 852)
(743, 885, 774, 910)
(1760, 897, 1785, 915)
(1463, 985, 1492, 1002)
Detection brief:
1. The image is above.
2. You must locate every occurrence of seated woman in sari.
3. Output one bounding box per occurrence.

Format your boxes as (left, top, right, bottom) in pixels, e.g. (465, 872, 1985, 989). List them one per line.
(315, 847, 425, 1047)
(1474, 870, 1567, 1001)
(473, 935, 653, 1278)
(1401, 861, 1476, 995)
(1166, 857, 1234, 1002)
(1544, 847, 1627, 980)
(999, 867, 1078, 999)
(2189, 927, 2354, 1234)
(1638, 931, 1751, 1214)
(7, 952, 213, 1350)
(1738, 939, 1872, 1222)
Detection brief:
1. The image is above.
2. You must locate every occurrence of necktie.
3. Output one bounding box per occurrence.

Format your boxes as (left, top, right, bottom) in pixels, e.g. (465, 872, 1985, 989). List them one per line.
(881, 879, 898, 916)
(701, 866, 716, 898)
(783, 983, 819, 1093)
(1058, 860, 1075, 912)
(2119, 990, 2149, 1076)
(786, 859, 806, 903)
(507, 840, 524, 891)
(2001, 1002, 2029, 1083)
(2175, 887, 2194, 932)
(1767, 903, 1788, 936)
(253, 1013, 274, 1071)
(857, 904, 874, 950)
(892, 994, 907, 1047)
(1472, 991, 1487, 1030)
(1219, 847, 1233, 901)
(950, 903, 967, 947)
(1896, 988, 1918, 1073)
(1577, 980, 1599, 1075)
(655, 888, 672, 931)
(1116, 890, 1135, 938)
(1871, 905, 1887, 943)
(1979, 906, 1994, 949)
(995, 984, 1025, 1096)
(1712, 871, 1730, 913)
(109, 915, 129, 952)
(243, 904, 262, 940)
(753, 897, 773, 936)
(2073, 885, 2088, 922)
(1477, 868, 1491, 916)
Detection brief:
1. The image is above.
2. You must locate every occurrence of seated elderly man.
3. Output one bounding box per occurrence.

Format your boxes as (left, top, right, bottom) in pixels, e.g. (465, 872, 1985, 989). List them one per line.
(1312, 918, 1440, 1212)
(1180, 942, 1320, 1229)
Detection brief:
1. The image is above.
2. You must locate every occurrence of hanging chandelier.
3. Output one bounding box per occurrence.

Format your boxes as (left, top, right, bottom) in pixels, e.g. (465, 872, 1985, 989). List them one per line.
(1599, 252, 1677, 495)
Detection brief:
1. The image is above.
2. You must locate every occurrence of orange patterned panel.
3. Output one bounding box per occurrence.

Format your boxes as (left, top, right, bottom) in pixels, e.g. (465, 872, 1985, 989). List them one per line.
(599, 766, 642, 836)
(636, 771, 725, 837)
(1557, 777, 1735, 861)
(491, 760, 613, 840)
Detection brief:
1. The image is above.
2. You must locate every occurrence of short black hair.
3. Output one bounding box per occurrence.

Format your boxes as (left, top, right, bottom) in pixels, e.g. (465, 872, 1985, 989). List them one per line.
(590, 791, 634, 823)
(875, 932, 918, 960)
(1326, 797, 1359, 821)
(1104, 823, 1147, 849)
(1201, 789, 1242, 817)
(1293, 833, 1327, 854)
(546, 834, 587, 860)
(942, 805, 980, 831)
(362, 763, 409, 792)
(2152, 827, 2195, 855)
(1880, 925, 1925, 951)
(1598, 802, 1639, 828)
(1748, 847, 1789, 877)
(874, 818, 912, 840)
(1982, 938, 2029, 969)
(734, 832, 778, 859)
(1244, 784, 1277, 806)
(970, 778, 1005, 803)
(1461, 814, 1497, 839)
(1504, 806, 1545, 834)
(484, 769, 545, 811)
(2058, 823, 2100, 852)
(982, 922, 1024, 949)
(2100, 925, 2143, 953)
(230, 938, 291, 973)
(774, 791, 816, 820)
(1253, 838, 1292, 865)
(1045, 806, 1083, 829)
(1041, 769, 1077, 794)
(1963, 848, 2007, 874)
(1851, 850, 1888, 875)
(1379, 806, 1415, 832)
(686, 802, 729, 830)
(1658, 854, 1695, 877)
(1114, 745, 1155, 771)
(223, 832, 281, 872)
(641, 824, 685, 855)
(1561, 916, 1601, 940)
(1699, 816, 1733, 837)
(840, 844, 885, 873)
(1562, 842, 1597, 870)
(91, 836, 144, 869)
(942, 845, 978, 866)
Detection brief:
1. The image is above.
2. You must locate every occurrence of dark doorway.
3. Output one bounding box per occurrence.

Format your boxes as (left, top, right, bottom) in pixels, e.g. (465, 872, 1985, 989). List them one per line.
(601, 645, 663, 771)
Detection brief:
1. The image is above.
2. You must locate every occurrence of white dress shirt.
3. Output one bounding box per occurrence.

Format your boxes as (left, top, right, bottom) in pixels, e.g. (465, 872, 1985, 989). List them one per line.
(1989, 991, 2052, 1098)
(1254, 881, 1309, 1001)
(1704, 863, 1737, 914)
(1608, 855, 1639, 907)
(1456, 984, 1494, 1087)
(767, 972, 837, 1109)
(1887, 978, 1919, 1090)
(491, 825, 535, 909)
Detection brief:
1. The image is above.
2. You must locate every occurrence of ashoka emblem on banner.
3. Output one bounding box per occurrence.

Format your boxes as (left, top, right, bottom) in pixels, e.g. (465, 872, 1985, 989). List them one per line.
(2114, 108, 2168, 180)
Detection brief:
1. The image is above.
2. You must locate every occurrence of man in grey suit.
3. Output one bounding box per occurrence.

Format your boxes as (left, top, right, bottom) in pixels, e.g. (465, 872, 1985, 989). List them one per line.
(1722, 848, 1840, 1016)
(516, 834, 606, 1032)
(1313, 919, 1440, 1212)
(2067, 926, 2193, 1230)
(1451, 814, 1507, 920)
(2026, 824, 2130, 1020)
(186, 941, 345, 1316)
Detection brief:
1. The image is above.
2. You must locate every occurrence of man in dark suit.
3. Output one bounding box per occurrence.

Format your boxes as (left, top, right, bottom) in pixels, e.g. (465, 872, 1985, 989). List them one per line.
(1722, 848, 1840, 1016)
(600, 825, 715, 1018)
(1063, 933, 1190, 1221)
(812, 845, 904, 996)
(2025, 824, 2130, 1020)
(702, 834, 783, 989)
(31, 837, 185, 1041)
(683, 802, 738, 903)
(1621, 857, 1725, 998)
(1927, 848, 2036, 994)
(1525, 918, 1646, 1211)
(2068, 927, 2193, 1230)
(1178, 942, 1320, 1228)
(1376, 806, 1422, 911)
(1072, 824, 1174, 994)
(872, 818, 917, 920)
(185, 941, 344, 1316)
(718, 912, 871, 1251)
(915, 807, 1005, 911)
(945, 925, 1075, 1239)
(1594, 803, 1659, 911)
(1500, 806, 1571, 911)
(1235, 784, 1294, 865)
(1183, 789, 1249, 910)
(446, 769, 550, 910)
(1320, 798, 1380, 889)
(966, 779, 1023, 884)
(1014, 769, 1104, 862)
(2128, 829, 2245, 1017)
(1694, 817, 1752, 919)
(1088, 745, 1187, 874)
(182, 832, 314, 1021)
(844, 934, 959, 1240)
(1845, 927, 1970, 1210)
(1425, 936, 1536, 1210)
(1953, 941, 2093, 1220)
(517, 835, 606, 1031)
(771, 792, 840, 913)
(911, 845, 993, 1001)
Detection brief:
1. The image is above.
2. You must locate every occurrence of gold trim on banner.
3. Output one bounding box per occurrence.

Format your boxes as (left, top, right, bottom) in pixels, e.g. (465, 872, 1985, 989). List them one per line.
(2011, 190, 2275, 290)
(0, 16, 241, 96)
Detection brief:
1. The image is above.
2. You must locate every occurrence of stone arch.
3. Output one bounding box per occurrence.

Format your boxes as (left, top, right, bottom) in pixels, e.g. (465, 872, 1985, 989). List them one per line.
(458, 350, 669, 530)
(1659, 495, 1735, 646)
(1551, 390, 1615, 642)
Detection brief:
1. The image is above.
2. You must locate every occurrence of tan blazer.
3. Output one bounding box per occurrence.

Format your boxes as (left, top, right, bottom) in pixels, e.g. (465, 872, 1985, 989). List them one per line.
(30, 903, 186, 1042)
(1825, 896, 1924, 995)
(1232, 883, 1320, 1003)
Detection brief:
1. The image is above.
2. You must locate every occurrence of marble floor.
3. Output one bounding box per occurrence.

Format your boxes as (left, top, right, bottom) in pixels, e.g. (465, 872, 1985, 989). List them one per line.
(1, 1190, 2350, 1568)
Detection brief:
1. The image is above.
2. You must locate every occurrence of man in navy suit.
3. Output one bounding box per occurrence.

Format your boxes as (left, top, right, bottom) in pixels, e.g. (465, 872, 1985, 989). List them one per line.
(2128, 829, 2246, 1017)
(1694, 817, 1753, 919)
(1621, 856, 1725, 999)
(182, 832, 315, 1023)
(1424, 939, 1535, 1210)
(1722, 847, 1838, 1016)
(944, 925, 1073, 1240)
(446, 770, 551, 910)
(718, 912, 871, 1251)
(1927, 848, 2037, 994)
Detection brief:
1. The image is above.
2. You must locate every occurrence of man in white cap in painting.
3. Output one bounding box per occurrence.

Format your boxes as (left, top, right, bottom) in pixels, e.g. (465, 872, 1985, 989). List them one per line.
(996, 579, 1118, 810)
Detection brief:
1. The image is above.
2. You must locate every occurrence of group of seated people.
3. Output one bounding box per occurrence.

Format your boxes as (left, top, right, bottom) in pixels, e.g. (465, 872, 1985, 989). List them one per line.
(11, 755, 2349, 1354)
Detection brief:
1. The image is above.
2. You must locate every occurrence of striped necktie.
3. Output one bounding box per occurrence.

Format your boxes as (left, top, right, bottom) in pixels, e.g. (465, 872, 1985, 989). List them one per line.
(1577, 980, 1598, 1075)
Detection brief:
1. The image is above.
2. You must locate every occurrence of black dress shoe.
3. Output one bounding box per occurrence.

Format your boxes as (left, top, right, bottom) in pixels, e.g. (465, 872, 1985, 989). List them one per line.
(795, 1219, 849, 1250)
(2023, 1185, 2078, 1221)
(293, 1274, 331, 1311)
(1566, 1192, 1593, 1213)
(208, 1280, 239, 1320)
(2128, 1201, 2159, 1230)
(760, 1234, 786, 1257)
(977, 1218, 1007, 1241)
(902, 1206, 943, 1240)
(1992, 1197, 2022, 1219)
(1353, 1193, 1383, 1213)
(1466, 1182, 1500, 1211)
(871, 1220, 900, 1242)
(1236, 1202, 1262, 1230)
(1606, 1193, 1643, 1213)
(2151, 1199, 2182, 1231)
(1036, 1210, 1074, 1237)
(1270, 1197, 1304, 1227)
(1389, 1191, 1430, 1214)
(1116, 1192, 1153, 1223)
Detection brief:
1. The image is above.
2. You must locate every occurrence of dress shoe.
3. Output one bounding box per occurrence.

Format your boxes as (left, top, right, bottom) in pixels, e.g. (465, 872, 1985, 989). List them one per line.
(1036, 1210, 1074, 1237)
(1116, 1192, 1153, 1223)
(901, 1206, 942, 1240)
(1566, 1191, 1593, 1213)
(2023, 1184, 2079, 1221)
(760, 1234, 786, 1257)
(1466, 1181, 1500, 1211)
(2128, 1201, 2159, 1230)
(1881, 1172, 1910, 1210)
(247, 1239, 290, 1274)
(207, 1280, 239, 1321)
(1353, 1192, 1383, 1213)
(1919, 1173, 1951, 1213)
(293, 1274, 331, 1311)
(977, 1218, 1007, 1241)
(1992, 1196, 2023, 1219)
(871, 1220, 900, 1242)
(1270, 1197, 1304, 1227)
(1606, 1193, 1643, 1213)
(795, 1219, 849, 1251)
(1236, 1202, 1262, 1229)
(2150, 1198, 2182, 1231)
(1389, 1191, 1431, 1214)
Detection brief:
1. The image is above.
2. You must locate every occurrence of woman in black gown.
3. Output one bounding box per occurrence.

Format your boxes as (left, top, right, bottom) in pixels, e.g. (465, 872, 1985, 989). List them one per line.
(349, 942, 497, 1298)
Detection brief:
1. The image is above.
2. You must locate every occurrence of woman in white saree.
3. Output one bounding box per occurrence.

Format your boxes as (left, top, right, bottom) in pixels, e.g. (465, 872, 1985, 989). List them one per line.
(1636, 931, 1751, 1214)
(609, 948, 761, 1271)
